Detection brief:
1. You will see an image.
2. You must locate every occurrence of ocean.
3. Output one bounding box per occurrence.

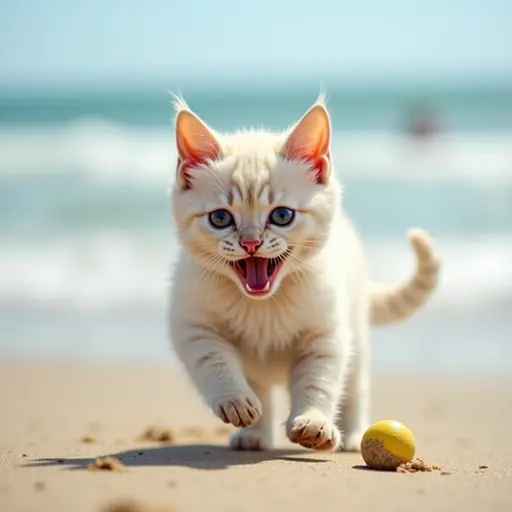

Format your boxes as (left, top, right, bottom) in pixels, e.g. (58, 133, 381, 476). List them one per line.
(1, 83, 511, 374)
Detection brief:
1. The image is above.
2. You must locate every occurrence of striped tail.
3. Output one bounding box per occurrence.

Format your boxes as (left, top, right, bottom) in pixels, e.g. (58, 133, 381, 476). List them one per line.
(370, 229, 440, 326)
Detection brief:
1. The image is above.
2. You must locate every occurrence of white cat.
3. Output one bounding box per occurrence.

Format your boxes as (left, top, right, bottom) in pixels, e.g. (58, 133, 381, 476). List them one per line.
(168, 94, 439, 452)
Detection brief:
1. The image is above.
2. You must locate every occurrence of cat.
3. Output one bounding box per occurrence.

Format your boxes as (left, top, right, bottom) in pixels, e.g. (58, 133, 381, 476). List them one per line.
(167, 94, 440, 452)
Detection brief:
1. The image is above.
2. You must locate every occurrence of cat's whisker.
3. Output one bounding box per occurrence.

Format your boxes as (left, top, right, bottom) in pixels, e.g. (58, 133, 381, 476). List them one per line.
(286, 251, 313, 264)
(286, 251, 321, 276)
(192, 253, 226, 304)
(281, 252, 308, 289)
(288, 241, 325, 250)
(288, 240, 323, 247)
(284, 253, 318, 291)
(192, 262, 215, 304)
(187, 241, 214, 250)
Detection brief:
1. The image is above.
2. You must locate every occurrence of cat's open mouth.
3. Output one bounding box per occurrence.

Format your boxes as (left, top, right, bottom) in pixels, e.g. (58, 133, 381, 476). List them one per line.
(231, 254, 288, 295)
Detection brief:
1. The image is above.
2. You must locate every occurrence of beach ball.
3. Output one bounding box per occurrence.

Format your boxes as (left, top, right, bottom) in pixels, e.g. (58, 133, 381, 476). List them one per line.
(361, 420, 416, 470)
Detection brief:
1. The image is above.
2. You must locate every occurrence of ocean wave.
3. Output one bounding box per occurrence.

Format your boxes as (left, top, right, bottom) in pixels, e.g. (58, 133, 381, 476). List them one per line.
(1, 118, 512, 183)
(1, 232, 511, 313)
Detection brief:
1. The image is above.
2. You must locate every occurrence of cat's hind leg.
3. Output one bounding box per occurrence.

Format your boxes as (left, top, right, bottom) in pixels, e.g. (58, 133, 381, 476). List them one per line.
(229, 382, 275, 451)
(336, 314, 371, 452)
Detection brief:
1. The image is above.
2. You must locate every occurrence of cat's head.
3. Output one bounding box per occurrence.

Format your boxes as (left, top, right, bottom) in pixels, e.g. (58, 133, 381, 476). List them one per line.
(170, 95, 340, 300)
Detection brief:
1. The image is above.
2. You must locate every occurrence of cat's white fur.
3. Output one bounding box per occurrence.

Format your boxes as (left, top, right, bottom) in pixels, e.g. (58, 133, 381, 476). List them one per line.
(168, 95, 439, 452)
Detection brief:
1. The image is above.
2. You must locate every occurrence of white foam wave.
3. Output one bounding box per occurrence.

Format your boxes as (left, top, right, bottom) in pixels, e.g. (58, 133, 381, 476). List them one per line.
(365, 235, 512, 313)
(1, 118, 512, 184)
(1, 232, 511, 314)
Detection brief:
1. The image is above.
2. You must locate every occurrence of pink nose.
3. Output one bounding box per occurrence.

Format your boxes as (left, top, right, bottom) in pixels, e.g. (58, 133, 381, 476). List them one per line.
(240, 238, 262, 255)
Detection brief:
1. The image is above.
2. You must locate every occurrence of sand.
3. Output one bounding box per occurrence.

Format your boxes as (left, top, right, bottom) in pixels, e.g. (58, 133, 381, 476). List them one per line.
(1, 362, 511, 512)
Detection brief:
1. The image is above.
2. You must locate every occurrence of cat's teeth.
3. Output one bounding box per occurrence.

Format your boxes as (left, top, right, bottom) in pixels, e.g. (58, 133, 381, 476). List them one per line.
(245, 281, 270, 293)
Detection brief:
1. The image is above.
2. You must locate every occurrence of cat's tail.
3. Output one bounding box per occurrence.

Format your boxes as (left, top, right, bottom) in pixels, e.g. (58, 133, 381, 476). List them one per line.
(370, 229, 440, 326)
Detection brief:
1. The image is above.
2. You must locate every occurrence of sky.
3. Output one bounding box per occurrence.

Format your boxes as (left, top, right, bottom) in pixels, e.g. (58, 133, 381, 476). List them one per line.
(0, 0, 511, 91)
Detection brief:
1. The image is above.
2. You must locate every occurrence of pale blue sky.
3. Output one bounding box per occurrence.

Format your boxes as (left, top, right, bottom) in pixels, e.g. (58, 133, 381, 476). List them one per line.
(1, 0, 511, 90)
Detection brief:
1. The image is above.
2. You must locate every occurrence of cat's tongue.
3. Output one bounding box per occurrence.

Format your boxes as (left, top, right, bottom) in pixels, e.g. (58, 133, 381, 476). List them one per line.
(244, 257, 270, 292)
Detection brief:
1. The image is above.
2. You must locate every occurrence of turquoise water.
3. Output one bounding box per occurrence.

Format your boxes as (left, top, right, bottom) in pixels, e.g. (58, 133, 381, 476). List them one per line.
(2, 83, 512, 130)
(1, 83, 511, 373)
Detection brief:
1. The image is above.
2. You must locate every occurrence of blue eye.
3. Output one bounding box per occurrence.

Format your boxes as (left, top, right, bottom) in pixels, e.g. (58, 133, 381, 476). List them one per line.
(208, 209, 234, 229)
(269, 206, 295, 227)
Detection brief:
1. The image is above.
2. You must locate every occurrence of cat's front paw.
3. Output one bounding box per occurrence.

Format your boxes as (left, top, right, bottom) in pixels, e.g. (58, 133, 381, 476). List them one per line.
(212, 392, 262, 428)
(287, 411, 341, 451)
(228, 428, 271, 451)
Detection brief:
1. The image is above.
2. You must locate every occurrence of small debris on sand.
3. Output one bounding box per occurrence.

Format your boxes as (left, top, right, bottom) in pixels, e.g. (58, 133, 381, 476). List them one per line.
(139, 426, 175, 443)
(33, 481, 46, 492)
(457, 437, 471, 448)
(479, 465, 488, 470)
(81, 435, 97, 444)
(214, 426, 232, 437)
(180, 426, 204, 438)
(101, 498, 177, 512)
(397, 459, 443, 473)
(87, 456, 128, 472)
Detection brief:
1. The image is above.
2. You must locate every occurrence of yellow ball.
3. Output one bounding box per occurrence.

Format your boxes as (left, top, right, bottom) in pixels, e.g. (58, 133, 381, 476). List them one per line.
(361, 420, 416, 470)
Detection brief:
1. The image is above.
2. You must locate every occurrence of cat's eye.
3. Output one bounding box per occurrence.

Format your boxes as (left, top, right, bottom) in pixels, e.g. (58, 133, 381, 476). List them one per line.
(208, 209, 234, 229)
(269, 206, 295, 227)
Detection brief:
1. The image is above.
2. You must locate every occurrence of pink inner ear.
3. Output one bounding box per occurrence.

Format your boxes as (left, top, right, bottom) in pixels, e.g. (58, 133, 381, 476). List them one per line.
(282, 105, 331, 184)
(177, 144, 218, 190)
(285, 139, 330, 185)
(175, 111, 221, 189)
(310, 153, 329, 184)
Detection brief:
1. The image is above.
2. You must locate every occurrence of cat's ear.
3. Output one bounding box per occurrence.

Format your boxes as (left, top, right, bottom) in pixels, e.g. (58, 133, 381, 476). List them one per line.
(281, 103, 331, 184)
(174, 109, 221, 189)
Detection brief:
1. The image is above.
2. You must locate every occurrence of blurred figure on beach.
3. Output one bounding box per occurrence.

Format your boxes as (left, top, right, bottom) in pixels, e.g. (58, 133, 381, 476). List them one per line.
(405, 100, 442, 140)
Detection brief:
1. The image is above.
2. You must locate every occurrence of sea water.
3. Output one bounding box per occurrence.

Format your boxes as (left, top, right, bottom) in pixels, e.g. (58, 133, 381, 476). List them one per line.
(1, 84, 511, 374)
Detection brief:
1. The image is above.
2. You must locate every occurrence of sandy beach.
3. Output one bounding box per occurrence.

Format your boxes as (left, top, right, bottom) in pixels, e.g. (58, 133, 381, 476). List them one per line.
(1, 362, 511, 512)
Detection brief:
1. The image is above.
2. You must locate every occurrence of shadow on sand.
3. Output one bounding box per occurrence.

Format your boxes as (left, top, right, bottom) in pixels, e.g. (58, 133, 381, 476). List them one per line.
(23, 443, 331, 471)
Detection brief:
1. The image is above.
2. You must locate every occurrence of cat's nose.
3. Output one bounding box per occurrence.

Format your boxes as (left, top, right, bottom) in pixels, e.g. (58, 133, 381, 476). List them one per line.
(239, 226, 263, 255)
(239, 238, 263, 255)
